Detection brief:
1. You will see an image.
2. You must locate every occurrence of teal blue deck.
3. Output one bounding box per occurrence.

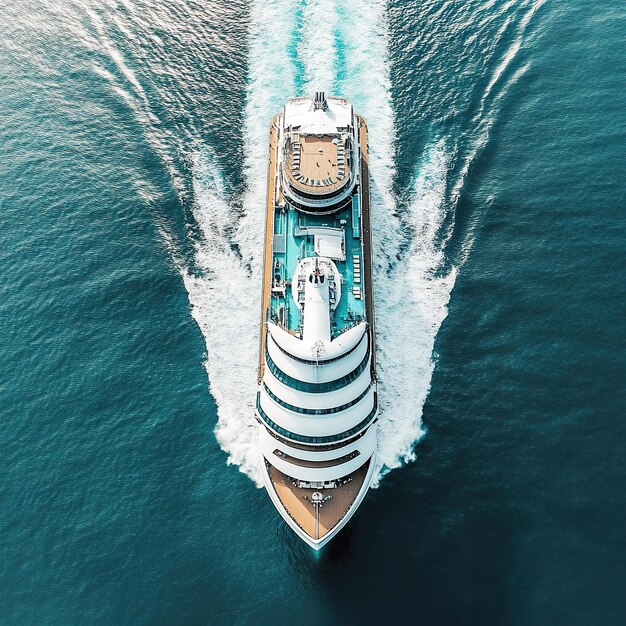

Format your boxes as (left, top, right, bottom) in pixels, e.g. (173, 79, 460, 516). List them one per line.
(269, 196, 365, 338)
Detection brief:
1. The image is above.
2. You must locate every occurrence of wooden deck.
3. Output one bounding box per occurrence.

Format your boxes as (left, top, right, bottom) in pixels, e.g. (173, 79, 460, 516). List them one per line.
(267, 461, 370, 540)
(285, 135, 351, 195)
(299, 136, 336, 180)
(258, 117, 279, 382)
(357, 116, 377, 378)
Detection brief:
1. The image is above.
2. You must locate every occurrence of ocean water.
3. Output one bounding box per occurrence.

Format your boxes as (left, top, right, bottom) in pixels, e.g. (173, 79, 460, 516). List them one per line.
(1, 0, 625, 624)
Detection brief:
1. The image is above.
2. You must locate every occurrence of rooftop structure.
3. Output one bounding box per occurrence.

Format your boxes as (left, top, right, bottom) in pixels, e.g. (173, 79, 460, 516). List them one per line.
(282, 95, 356, 206)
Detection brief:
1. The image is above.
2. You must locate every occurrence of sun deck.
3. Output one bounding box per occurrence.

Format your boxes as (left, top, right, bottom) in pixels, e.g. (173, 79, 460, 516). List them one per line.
(267, 460, 370, 541)
(285, 135, 351, 195)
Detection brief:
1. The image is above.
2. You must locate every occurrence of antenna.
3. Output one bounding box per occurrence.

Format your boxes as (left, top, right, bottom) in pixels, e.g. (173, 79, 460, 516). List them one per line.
(311, 340, 325, 366)
(313, 91, 328, 111)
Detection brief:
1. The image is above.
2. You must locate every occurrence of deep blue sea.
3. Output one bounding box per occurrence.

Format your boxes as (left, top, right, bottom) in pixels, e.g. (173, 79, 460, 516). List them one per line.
(1, 0, 625, 624)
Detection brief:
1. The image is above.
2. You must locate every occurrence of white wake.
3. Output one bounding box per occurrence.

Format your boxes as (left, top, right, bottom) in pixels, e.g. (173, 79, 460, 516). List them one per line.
(303, 0, 457, 482)
(185, 0, 457, 486)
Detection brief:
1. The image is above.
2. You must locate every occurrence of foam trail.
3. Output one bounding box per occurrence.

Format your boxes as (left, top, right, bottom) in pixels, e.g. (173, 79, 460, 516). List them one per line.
(83, 6, 186, 190)
(317, 1, 456, 483)
(473, 0, 544, 126)
(182, 152, 261, 482)
(183, 0, 300, 484)
(374, 142, 456, 480)
(451, 0, 543, 207)
(300, 0, 339, 94)
(187, 0, 458, 487)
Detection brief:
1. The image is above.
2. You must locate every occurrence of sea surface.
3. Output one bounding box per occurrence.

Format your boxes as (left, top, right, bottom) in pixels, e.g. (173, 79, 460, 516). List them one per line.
(1, 0, 625, 624)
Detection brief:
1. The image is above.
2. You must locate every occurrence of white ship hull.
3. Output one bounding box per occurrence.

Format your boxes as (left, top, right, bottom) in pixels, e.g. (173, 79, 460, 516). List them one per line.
(257, 94, 377, 549)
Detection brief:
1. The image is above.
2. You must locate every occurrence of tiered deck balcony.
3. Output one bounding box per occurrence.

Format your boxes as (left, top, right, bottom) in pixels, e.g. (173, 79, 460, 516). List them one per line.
(285, 135, 352, 197)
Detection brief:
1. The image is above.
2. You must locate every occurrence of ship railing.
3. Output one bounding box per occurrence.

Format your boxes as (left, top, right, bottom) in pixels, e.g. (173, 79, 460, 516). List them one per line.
(256, 393, 378, 445)
(282, 168, 356, 208)
(285, 153, 352, 195)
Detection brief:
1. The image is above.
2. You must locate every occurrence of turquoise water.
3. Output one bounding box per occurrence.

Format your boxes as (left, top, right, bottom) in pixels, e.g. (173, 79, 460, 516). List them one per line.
(1, 0, 625, 624)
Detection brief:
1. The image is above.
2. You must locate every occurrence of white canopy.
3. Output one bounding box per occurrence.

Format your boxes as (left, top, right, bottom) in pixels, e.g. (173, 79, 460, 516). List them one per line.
(284, 97, 352, 135)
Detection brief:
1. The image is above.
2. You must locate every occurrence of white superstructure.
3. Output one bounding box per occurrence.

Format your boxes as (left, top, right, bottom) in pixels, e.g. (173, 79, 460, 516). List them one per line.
(257, 94, 377, 549)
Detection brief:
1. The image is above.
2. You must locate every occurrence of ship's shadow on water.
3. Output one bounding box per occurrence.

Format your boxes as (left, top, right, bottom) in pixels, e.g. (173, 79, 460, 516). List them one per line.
(274, 388, 514, 623)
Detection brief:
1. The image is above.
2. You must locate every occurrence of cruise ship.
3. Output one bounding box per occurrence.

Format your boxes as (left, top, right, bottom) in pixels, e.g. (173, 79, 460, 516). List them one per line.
(256, 93, 378, 549)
